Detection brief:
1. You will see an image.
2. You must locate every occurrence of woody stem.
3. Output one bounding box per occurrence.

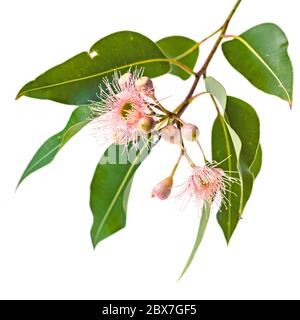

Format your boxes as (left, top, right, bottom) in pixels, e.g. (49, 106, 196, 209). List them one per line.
(176, 0, 242, 117)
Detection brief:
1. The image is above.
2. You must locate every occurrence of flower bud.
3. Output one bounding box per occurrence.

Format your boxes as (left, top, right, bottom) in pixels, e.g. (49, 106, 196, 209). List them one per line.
(118, 72, 133, 90)
(182, 123, 199, 142)
(151, 177, 173, 200)
(135, 76, 154, 96)
(138, 116, 155, 133)
(160, 124, 181, 144)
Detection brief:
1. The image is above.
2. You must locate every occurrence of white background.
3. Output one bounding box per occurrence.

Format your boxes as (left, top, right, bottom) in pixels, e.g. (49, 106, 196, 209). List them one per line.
(1, 0, 299, 300)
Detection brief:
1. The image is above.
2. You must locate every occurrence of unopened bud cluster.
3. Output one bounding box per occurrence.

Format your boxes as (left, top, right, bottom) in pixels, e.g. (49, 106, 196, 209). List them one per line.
(160, 123, 199, 144)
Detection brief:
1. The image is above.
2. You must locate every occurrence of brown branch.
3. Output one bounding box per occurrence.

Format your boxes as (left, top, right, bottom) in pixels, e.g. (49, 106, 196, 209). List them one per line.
(177, 0, 242, 117)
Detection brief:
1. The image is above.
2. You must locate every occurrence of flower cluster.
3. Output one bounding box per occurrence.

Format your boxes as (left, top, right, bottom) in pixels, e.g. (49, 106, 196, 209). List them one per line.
(91, 70, 238, 210)
(91, 71, 156, 148)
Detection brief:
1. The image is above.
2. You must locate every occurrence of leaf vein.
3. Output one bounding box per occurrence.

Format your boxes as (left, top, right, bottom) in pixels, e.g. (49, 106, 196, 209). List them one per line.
(233, 35, 292, 104)
(94, 144, 147, 242)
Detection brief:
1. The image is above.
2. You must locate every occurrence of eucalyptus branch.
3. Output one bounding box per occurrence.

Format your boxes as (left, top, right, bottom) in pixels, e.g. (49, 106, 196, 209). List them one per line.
(152, 101, 185, 126)
(174, 26, 223, 61)
(15, 0, 293, 280)
(179, 143, 196, 168)
(178, 132, 196, 168)
(196, 140, 209, 164)
(170, 152, 183, 178)
(177, 0, 242, 117)
(172, 91, 209, 114)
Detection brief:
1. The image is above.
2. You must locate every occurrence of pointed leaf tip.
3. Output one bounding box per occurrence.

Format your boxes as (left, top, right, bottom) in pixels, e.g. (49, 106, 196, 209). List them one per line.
(16, 31, 170, 105)
(212, 96, 261, 243)
(17, 105, 92, 186)
(222, 23, 293, 105)
(178, 201, 211, 280)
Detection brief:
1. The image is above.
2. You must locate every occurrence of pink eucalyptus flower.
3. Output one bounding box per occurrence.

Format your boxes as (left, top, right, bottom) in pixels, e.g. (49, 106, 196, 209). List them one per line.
(91, 71, 155, 147)
(178, 164, 238, 207)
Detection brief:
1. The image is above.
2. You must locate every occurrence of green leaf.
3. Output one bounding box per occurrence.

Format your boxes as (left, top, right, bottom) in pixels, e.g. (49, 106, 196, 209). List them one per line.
(178, 201, 211, 281)
(205, 76, 227, 110)
(222, 23, 293, 106)
(212, 114, 240, 243)
(212, 96, 260, 243)
(17, 31, 170, 105)
(90, 141, 151, 248)
(17, 105, 92, 188)
(250, 144, 262, 179)
(225, 97, 260, 211)
(157, 36, 199, 80)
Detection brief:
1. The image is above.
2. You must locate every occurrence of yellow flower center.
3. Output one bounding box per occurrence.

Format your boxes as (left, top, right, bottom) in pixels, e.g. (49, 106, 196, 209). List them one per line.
(199, 177, 209, 186)
(120, 102, 134, 120)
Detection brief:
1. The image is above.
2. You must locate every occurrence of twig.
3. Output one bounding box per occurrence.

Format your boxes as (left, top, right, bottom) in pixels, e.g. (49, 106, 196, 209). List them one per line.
(177, 0, 242, 117)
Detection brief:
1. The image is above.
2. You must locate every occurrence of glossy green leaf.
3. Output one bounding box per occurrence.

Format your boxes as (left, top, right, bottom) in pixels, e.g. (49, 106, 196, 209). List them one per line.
(178, 201, 211, 281)
(205, 76, 227, 110)
(212, 96, 260, 243)
(90, 142, 151, 248)
(225, 97, 260, 211)
(157, 36, 199, 80)
(250, 144, 262, 179)
(17, 31, 170, 105)
(17, 105, 92, 188)
(222, 23, 293, 106)
(212, 114, 240, 243)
